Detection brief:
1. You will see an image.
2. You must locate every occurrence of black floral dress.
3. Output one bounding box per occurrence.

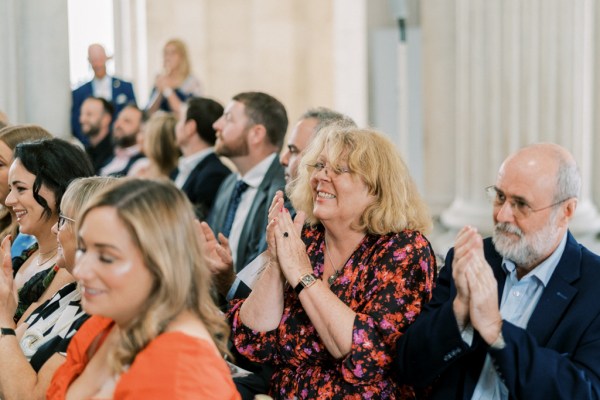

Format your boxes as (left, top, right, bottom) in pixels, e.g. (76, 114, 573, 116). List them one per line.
(12, 243, 58, 322)
(230, 224, 436, 399)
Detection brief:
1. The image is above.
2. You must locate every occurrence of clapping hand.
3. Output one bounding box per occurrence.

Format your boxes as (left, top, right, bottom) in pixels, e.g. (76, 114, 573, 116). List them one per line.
(268, 196, 308, 285)
(452, 226, 502, 344)
(0, 236, 16, 325)
(196, 221, 234, 295)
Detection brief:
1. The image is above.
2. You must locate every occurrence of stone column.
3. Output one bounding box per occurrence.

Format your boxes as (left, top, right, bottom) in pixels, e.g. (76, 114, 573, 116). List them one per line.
(435, 0, 600, 254)
(0, 0, 71, 137)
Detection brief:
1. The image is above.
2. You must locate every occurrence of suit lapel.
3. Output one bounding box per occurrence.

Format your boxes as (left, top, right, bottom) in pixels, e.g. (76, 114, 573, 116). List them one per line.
(181, 154, 212, 192)
(236, 157, 280, 265)
(484, 240, 506, 302)
(526, 232, 580, 345)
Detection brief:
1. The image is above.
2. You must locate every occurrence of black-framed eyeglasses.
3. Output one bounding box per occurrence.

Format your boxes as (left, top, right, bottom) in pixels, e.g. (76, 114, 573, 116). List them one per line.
(58, 214, 76, 229)
(485, 186, 571, 219)
(306, 161, 350, 176)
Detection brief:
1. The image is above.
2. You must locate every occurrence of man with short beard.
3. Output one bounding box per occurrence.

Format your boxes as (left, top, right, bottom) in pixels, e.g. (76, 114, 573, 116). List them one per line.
(100, 104, 145, 177)
(206, 91, 287, 272)
(79, 96, 114, 174)
(396, 143, 600, 399)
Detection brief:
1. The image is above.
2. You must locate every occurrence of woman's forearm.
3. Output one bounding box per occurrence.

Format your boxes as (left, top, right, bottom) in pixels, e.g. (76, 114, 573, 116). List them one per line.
(239, 261, 285, 332)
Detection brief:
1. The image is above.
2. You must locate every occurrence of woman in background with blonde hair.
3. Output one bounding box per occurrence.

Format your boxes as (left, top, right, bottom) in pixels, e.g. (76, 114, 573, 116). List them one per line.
(48, 179, 239, 399)
(128, 111, 180, 179)
(146, 38, 202, 115)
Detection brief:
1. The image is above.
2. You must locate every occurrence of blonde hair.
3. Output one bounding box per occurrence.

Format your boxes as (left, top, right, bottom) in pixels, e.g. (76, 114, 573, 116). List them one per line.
(79, 178, 230, 372)
(62, 177, 119, 223)
(289, 126, 432, 235)
(164, 39, 191, 80)
(142, 112, 180, 176)
(0, 124, 52, 150)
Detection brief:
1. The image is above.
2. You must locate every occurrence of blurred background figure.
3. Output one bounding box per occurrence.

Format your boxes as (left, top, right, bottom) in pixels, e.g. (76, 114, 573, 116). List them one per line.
(79, 97, 114, 174)
(146, 39, 202, 116)
(0, 111, 8, 129)
(99, 104, 145, 177)
(129, 111, 180, 179)
(71, 44, 136, 145)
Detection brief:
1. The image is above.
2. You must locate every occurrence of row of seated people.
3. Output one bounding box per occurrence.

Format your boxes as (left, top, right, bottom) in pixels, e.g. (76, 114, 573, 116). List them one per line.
(0, 88, 598, 399)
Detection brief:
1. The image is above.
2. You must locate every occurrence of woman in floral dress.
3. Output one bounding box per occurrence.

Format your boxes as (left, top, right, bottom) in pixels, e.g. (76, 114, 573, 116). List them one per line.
(230, 126, 437, 399)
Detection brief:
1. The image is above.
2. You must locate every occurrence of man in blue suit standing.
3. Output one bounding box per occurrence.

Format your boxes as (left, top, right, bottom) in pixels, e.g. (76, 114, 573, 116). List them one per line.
(396, 143, 600, 399)
(71, 44, 136, 144)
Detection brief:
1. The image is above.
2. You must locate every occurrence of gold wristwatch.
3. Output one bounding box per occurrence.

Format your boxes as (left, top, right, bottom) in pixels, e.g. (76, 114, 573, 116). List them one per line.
(294, 273, 318, 295)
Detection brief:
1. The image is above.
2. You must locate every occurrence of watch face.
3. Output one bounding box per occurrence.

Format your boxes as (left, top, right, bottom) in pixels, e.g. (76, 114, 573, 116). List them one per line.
(301, 274, 316, 286)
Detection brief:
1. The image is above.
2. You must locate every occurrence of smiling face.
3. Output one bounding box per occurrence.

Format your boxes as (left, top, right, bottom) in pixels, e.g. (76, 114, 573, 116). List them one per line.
(52, 210, 76, 272)
(74, 206, 154, 326)
(309, 147, 374, 230)
(0, 141, 14, 205)
(5, 159, 57, 236)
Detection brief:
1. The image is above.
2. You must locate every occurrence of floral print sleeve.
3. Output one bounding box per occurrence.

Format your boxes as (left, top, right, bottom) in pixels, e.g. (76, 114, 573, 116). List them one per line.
(340, 231, 435, 385)
(230, 225, 436, 399)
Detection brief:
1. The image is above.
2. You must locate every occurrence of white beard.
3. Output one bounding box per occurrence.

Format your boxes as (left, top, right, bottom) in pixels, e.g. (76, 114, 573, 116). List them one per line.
(492, 212, 560, 268)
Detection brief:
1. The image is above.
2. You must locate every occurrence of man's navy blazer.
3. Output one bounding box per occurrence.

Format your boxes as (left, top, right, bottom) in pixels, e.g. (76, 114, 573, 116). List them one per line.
(396, 232, 600, 399)
(207, 155, 285, 272)
(71, 77, 136, 144)
(174, 153, 231, 220)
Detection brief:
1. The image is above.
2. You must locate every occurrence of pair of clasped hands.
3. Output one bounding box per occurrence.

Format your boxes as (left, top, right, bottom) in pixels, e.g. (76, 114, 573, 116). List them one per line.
(198, 191, 310, 292)
(452, 226, 503, 345)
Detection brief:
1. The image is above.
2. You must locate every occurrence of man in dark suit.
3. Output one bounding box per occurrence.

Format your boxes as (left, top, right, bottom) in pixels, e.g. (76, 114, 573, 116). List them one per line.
(71, 44, 136, 145)
(396, 143, 600, 399)
(172, 96, 231, 219)
(206, 91, 287, 275)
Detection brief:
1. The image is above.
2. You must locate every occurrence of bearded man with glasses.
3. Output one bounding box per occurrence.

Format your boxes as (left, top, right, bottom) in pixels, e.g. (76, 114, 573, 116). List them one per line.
(396, 143, 600, 399)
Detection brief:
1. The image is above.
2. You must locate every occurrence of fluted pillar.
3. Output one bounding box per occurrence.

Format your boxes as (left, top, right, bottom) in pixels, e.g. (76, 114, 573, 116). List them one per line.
(435, 0, 600, 254)
(0, 0, 70, 137)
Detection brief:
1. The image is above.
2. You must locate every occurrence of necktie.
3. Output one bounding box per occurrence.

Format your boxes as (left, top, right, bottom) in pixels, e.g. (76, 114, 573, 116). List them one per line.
(221, 180, 249, 237)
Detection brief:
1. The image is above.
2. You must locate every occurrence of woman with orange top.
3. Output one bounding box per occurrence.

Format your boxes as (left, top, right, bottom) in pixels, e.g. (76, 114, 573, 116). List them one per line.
(48, 179, 240, 399)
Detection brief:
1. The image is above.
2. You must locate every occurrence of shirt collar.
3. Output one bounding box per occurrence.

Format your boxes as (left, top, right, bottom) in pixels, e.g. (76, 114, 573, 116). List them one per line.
(502, 231, 568, 287)
(238, 153, 277, 188)
(178, 148, 214, 173)
(114, 144, 141, 158)
(93, 75, 111, 86)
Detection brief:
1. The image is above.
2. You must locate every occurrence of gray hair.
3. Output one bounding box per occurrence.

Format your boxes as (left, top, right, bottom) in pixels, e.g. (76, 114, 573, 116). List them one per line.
(300, 107, 356, 132)
(555, 156, 581, 202)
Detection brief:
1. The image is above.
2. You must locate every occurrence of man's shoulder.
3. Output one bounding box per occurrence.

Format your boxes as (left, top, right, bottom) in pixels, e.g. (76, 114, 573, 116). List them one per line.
(259, 156, 285, 189)
(72, 80, 93, 95)
(111, 76, 134, 87)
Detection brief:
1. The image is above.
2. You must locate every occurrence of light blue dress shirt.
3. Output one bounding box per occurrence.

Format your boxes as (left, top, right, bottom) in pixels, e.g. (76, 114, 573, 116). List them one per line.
(470, 232, 568, 400)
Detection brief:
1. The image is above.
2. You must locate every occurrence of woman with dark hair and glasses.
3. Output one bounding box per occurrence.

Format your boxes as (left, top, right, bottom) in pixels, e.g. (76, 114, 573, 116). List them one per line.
(5, 138, 94, 323)
(0, 177, 117, 399)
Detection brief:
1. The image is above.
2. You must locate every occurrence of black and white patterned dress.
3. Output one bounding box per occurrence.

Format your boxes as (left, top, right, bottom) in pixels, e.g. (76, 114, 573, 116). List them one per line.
(21, 282, 89, 372)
